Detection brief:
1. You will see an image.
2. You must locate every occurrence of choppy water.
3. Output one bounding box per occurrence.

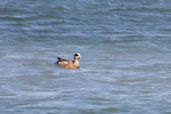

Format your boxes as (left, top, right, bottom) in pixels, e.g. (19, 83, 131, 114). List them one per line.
(0, 0, 171, 114)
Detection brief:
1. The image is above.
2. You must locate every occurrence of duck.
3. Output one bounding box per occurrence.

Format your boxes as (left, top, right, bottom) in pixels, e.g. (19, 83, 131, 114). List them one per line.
(56, 53, 81, 69)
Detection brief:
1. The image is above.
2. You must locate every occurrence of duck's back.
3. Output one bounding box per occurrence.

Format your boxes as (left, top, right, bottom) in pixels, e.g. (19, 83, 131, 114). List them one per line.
(57, 58, 79, 69)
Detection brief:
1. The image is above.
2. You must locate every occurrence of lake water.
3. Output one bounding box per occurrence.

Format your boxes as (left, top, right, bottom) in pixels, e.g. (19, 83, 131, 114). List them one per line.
(0, 0, 171, 114)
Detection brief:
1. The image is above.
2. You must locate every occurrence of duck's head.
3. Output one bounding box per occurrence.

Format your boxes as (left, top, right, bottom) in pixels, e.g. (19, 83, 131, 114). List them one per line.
(74, 53, 81, 59)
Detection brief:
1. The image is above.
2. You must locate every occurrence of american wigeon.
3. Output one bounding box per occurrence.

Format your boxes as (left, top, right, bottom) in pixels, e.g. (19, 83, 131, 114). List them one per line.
(57, 53, 81, 69)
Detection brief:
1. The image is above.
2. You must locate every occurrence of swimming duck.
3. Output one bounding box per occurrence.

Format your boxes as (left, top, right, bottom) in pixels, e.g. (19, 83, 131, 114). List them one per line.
(57, 53, 81, 69)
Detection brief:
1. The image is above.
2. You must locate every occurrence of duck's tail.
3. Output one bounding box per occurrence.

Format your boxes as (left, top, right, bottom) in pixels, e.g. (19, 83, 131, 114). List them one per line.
(57, 57, 61, 60)
(56, 57, 62, 64)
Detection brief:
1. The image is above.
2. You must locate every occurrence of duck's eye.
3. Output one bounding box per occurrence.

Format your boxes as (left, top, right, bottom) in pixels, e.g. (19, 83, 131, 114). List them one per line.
(75, 54, 78, 56)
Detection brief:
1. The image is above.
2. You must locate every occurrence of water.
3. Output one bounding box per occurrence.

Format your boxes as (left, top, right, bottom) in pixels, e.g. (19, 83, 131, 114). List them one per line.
(0, 0, 171, 114)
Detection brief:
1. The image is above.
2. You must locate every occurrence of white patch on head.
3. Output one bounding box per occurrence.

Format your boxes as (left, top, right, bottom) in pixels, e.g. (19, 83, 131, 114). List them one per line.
(64, 61, 68, 64)
(58, 62, 61, 64)
(77, 53, 80, 56)
(76, 53, 81, 58)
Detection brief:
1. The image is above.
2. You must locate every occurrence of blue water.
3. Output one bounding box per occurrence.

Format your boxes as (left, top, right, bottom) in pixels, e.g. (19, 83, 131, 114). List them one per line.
(0, 0, 171, 114)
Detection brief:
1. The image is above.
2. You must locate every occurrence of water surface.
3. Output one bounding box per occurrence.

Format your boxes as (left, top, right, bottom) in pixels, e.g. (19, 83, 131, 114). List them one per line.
(0, 0, 171, 114)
